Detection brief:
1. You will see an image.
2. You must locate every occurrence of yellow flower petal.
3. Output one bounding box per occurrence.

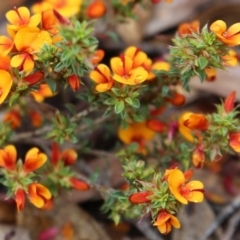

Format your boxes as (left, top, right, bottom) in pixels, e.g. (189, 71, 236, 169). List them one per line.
(168, 169, 188, 204)
(6, 7, 30, 27)
(0, 36, 13, 56)
(0, 70, 13, 104)
(10, 54, 25, 68)
(210, 20, 226, 35)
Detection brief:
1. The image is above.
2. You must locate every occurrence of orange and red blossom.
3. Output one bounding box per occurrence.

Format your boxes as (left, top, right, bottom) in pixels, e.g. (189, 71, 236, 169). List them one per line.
(192, 145, 205, 168)
(6, 6, 41, 31)
(167, 169, 204, 204)
(210, 20, 240, 46)
(28, 183, 52, 208)
(70, 178, 90, 191)
(153, 210, 180, 234)
(29, 111, 43, 127)
(15, 188, 26, 211)
(129, 191, 152, 204)
(124, 46, 148, 69)
(91, 49, 104, 65)
(177, 20, 199, 36)
(3, 110, 21, 129)
(111, 55, 148, 85)
(51, 142, 77, 166)
(67, 74, 80, 91)
(165, 91, 185, 106)
(23, 147, 47, 173)
(229, 132, 240, 152)
(147, 119, 166, 132)
(222, 50, 238, 66)
(87, 0, 106, 19)
(118, 122, 155, 155)
(30, 84, 55, 102)
(11, 27, 52, 73)
(0, 145, 17, 171)
(205, 68, 217, 82)
(178, 112, 194, 142)
(23, 71, 44, 85)
(89, 64, 114, 92)
(183, 113, 208, 131)
(224, 91, 236, 113)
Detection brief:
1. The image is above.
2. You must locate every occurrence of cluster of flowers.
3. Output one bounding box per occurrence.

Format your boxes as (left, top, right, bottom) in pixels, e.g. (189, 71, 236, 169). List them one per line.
(89, 46, 170, 91)
(0, 6, 68, 104)
(129, 168, 204, 234)
(0, 143, 89, 211)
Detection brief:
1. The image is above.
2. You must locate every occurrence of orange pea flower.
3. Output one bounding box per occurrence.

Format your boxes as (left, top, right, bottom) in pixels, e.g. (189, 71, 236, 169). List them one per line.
(192, 145, 205, 168)
(41, 9, 66, 36)
(118, 122, 155, 155)
(178, 112, 194, 142)
(67, 74, 80, 91)
(0, 70, 13, 104)
(178, 20, 200, 36)
(29, 110, 43, 127)
(11, 26, 52, 73)
(210, 20, 240, 46)
(183, 113, 208, 131)
(147, 61, 170, 80)
(111, 55, 148, 85)
(124, 46, 148, 69)
(51, 142, 77, 166)
(91, 49, 105, 65)
(6, 6, 41, 31)
(3, 110, 21, 129)
(15, 188, 26, 211)
(229, 132, 240, 152)
(87, 0, 106, 19)
(0, 145, 17, 171)
(222, 50, 238, 67)
(61, 149, 78, 166)
(23, 147, 47, 173)
(28, 183, 52, 208)
(147, 119, 166, 132)
(168, 168, 204, 204)
(224, 91, 236, 113)
(165, 91, 185, 106)
(205, 68, 217, 82)
(70, 178, 90, 191)
(153, 210, 181, 234)
(32, 0, 82, 18)
(30, 84, 55, 102)
(129, 191, 152, 204)
(89, 64, 114, 92)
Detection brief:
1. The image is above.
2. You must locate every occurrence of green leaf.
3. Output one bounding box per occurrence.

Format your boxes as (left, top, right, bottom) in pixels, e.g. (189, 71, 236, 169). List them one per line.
(65, 103, 76, 114)
(161, 86, 169, 97)
(125, 97, 132, 106)
(104, 98, 117, 105)
(9, 93, 20, 106)
(198, 56, 208, 70)
(131, 99, 140, 108)
(47, 79, 57, 93)
(114, 100, 125, 114)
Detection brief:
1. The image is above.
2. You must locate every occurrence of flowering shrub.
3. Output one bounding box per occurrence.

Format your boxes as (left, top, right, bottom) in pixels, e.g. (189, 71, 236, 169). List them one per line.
(0, 0, 240, 236)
